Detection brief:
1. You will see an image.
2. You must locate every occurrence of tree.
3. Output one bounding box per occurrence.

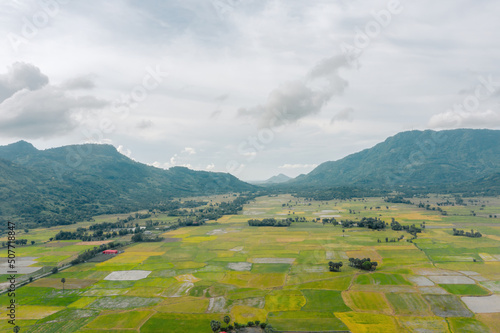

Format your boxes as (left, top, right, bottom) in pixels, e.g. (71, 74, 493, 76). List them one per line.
(61, 278, 66, 292)
(223, 316, 230, 325)
(31, 240, 35, 245)
(210, 320, 221, 333)
(52, 267, 58, 274)
(265, 324, 276, 333)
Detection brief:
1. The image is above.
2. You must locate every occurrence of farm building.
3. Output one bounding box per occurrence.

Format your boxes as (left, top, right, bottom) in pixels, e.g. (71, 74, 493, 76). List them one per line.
(102, 249, 118, 254)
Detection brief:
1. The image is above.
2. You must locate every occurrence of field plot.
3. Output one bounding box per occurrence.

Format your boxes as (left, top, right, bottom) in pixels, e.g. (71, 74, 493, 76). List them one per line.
(268, 311, 348, 331)
(336, 312, 400, 332)
(301, 289, 351, 312)
(386, 293, 431, 316)
(343, 291, 392, 314)
(447, 317, 491, 333)
(439, 284, 490, 296)
(84, 310, 152, 329)
(461, 295, 500, 313)
(104, 270, 151, 281)
(424, 294, 473, 317)
(397, 316, 450, 333)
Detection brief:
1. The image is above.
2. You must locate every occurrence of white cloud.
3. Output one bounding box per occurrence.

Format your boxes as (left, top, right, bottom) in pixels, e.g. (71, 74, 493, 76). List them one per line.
(279, 163, 318, 169)
(0, 62, 49, 102)
(428, 110, 500, 128)
(206, 163, 215, 170)
(117, 145, 132, 158)
(182, 147, 196, 155)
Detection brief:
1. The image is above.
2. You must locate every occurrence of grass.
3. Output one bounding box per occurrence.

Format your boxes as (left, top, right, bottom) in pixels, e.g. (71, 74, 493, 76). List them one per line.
(156, 297, 210, 313)
(423, 294, 473, 317)
(265, 289, 306, 312)
(140, 313, 216, 333)
(301, 289, 351, 312)
(85, 310, 152, 329)
(447, 317, 490, 333)
(439, 284, 490, 295)
(355, 273, 411, 286)
(336, 312, 400, 333)
(343, 291, 392, 314)
(268, 311, 348, 331)
(385, 293, 431, 316)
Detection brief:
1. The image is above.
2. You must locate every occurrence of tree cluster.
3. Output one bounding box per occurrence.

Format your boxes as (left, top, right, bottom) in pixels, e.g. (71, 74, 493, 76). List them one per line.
(384, 196, 412, 204)
(328, 261, 343, 272)
(348, 257, 378, 271)
(247, 218, 291, 227)
(452, 228, 482, 238)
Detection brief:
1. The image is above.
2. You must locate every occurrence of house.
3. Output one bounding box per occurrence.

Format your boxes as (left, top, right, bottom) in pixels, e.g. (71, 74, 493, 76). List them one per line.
(103, 249, 118, 254)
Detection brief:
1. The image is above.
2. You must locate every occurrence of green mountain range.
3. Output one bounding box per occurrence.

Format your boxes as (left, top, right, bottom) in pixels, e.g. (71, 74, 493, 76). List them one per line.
(0, 141, 254, 226)
(289, 129, 500, 192)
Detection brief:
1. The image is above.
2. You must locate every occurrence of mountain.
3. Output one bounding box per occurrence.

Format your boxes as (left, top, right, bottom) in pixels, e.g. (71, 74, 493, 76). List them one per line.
(265, 173, 292, 184)
(0, 141, 255, 226)
(288, 129, 500, 191)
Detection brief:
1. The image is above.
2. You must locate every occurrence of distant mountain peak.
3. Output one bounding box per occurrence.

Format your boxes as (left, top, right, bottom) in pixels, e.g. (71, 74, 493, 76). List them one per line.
(265, 173, 292, 184)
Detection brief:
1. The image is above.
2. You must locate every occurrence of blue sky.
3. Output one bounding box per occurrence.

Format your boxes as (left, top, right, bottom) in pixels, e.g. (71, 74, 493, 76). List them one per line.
(1, 0, 500, 180)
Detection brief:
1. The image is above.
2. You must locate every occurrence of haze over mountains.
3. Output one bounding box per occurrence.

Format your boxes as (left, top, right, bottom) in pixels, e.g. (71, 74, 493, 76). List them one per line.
(1, 128, 499, 226)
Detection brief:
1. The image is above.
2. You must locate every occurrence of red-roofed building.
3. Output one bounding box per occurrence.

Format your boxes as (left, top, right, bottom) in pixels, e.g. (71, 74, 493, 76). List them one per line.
(103, 249, 118, 254)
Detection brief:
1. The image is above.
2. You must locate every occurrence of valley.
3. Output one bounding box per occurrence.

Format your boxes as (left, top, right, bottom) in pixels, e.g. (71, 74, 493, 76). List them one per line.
(1, 194, 499, 332)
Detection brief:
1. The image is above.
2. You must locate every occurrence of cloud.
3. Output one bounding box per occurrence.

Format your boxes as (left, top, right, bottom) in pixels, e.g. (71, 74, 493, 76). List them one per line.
(137, 119, 153, 129)
(279, 163, 318, 169)
(238, 55, 349, 128)
(331, 107, 354, 124)
(429, 110, 500, 128)
(0, 63, 108, 139)
(117, 145, 132, 158)
(0, 86, 108, 139)
(182, 147, 196, 155)
(206, 163, 215, 170)
(428, 109, 500, 128)
(0, 62, 49, 102)
(61, 76, 96, 90)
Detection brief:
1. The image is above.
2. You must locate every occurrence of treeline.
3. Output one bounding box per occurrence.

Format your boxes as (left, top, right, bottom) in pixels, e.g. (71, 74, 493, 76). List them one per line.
(131, 231, 163, 242)
(70, 242, 121, 265)
(452, 228, 482, 238)
(1, 239, 33, 247)
(384, 196, 412, 204)
(390, 219, 422, 236)
(417, 202, 447, 215)
(248, 218, 291, 227)
(340, 217, 385, 230)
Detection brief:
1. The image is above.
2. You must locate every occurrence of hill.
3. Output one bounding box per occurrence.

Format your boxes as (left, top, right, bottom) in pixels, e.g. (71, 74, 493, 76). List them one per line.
(265, 173, 292, 184)
(287, 129, 500, 192)
(0, 141, 255, 226)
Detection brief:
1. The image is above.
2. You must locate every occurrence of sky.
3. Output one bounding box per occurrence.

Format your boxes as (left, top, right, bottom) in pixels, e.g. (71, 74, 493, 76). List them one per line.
(0, 0, 499, 181)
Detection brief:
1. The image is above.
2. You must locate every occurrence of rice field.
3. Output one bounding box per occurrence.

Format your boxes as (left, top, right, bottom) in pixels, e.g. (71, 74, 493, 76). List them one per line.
(2, 194, 500, 332)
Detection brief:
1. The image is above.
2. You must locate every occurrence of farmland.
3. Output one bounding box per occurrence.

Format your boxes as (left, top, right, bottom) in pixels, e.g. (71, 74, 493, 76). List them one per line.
(1, 194, 500, 332)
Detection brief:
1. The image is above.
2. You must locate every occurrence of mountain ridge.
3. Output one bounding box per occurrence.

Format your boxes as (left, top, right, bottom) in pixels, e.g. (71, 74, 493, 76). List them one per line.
(0, 141, 256, 226)
(286, 128, 500, 191)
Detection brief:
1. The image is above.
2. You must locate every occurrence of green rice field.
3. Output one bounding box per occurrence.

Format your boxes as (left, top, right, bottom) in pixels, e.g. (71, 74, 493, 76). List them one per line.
(1, 194, 500, 332)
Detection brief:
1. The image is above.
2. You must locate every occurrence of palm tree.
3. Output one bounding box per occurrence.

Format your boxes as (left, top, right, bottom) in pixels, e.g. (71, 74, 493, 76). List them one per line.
(61, 278, 66, 292)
